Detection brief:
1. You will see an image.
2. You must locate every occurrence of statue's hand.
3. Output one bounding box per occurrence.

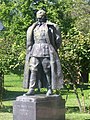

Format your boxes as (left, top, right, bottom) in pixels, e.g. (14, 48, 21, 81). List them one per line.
(27, 46, 32, 54)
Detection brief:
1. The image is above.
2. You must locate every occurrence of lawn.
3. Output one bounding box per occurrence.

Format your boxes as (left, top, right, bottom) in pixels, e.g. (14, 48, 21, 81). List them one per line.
(0, 74, 90, 120)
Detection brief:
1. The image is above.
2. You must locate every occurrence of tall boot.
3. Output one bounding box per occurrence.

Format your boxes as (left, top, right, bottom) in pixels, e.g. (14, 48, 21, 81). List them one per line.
(25, 71, 37, 95)
(46, 73, 53, 96)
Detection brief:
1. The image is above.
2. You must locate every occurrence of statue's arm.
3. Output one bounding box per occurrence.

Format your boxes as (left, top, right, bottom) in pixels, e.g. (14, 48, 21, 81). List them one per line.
(54, 25, 62, 49)
(26, 26, 33, 54)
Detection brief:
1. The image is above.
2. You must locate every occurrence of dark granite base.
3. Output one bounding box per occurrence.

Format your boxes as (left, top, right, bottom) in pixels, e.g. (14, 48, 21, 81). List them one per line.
(13, 95, 65, 120)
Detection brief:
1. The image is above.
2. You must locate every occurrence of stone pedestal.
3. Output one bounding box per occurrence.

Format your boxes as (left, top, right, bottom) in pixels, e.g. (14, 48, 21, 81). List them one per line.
(13, 95, 65, 120)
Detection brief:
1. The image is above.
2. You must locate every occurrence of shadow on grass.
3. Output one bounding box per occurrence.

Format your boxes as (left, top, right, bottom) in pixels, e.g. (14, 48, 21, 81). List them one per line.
(3, 90, 25, 101)
(76, 84, 90, 90)
(61, 84, 90, 96)
(0, 105, 13, 113)
(1, 89, 47, 113)
(0, 90, 25, 113)
(3, 89, 47, 101)
(66, 106, 80, 113)
(85, 119, 90, 120)
(66, 106, 90, 113)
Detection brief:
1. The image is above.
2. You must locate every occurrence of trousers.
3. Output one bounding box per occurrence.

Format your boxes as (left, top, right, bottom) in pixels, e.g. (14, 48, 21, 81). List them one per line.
(29, 57, 51, 90)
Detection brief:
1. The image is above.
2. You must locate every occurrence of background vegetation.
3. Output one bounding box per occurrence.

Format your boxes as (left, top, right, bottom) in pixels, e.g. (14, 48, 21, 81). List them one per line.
(0, 0, 90, 80)
(0, 0, 90, 119)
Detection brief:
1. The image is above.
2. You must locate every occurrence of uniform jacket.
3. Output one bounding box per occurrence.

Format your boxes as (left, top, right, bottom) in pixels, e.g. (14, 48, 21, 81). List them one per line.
(23, 21, 63, 89)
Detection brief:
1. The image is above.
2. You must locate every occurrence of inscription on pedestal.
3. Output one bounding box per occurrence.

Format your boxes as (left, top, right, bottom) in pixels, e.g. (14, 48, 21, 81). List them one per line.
(13, 95, 65, 120)
(13, 101, 36, 120)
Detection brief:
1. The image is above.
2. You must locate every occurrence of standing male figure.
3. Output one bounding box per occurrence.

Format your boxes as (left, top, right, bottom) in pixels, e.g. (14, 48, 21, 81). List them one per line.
(23, 9, 63, 96)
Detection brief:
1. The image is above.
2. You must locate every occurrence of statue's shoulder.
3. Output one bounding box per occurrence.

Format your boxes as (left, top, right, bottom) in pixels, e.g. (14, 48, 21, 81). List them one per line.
(27, 22, 37, 32)
(46, 21, 59, 30)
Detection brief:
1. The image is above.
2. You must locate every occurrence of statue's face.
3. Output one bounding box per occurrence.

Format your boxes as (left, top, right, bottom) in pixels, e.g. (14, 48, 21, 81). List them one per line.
(37, 16, 46, 22)
(36, 10, 46, 22)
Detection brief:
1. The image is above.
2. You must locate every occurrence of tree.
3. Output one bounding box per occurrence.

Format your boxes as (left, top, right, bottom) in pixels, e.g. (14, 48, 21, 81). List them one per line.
(0, 0, 34, 74)
(0, 0, 75, 74)
(0, 0, 90, 83)
(0, 0, 89, 111)
(64, 0, 90, 82)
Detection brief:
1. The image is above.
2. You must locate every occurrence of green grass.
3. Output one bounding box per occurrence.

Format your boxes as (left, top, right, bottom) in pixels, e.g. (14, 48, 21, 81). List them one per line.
(0, 74, 90, 120)
(0, 74, 26, 120)
(66, 113, 90, 120)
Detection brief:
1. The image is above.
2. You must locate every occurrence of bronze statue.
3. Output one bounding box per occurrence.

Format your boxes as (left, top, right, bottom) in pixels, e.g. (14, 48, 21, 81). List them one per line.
(23, 9, 63, 96)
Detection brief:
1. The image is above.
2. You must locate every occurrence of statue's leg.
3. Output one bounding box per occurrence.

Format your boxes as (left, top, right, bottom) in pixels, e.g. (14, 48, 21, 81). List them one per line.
(25, 57, 39, 95)
(45, 72, 53, 96)
(29, 70, 37, 94)
(42, 58, 53, 96)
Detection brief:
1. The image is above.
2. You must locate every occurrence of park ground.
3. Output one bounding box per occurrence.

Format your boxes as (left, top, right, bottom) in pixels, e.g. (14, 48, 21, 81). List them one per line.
(0, 74, 90, 120)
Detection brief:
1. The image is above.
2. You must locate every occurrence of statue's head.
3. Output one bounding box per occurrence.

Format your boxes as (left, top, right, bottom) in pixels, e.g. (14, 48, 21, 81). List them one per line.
(36, 9, 47, 22)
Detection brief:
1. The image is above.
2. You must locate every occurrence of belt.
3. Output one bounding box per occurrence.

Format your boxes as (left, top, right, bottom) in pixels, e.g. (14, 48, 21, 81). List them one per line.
(34, 39, 47, 43)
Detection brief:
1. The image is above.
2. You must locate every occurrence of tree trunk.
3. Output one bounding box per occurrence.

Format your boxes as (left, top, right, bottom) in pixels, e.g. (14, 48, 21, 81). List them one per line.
(81, 72, 89, 83)
(0, 71, 4, 107)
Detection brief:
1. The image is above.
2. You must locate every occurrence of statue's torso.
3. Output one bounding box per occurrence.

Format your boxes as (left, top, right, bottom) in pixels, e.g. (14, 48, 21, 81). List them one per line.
(31, 23, 50, 57)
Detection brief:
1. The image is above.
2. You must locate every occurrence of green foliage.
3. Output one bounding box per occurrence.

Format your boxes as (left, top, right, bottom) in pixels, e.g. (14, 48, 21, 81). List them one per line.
(0, 0, 34, 74)
(59, 0, 90, 82)
(0, 0, 90, 82)
(60, 29, 90, 82)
